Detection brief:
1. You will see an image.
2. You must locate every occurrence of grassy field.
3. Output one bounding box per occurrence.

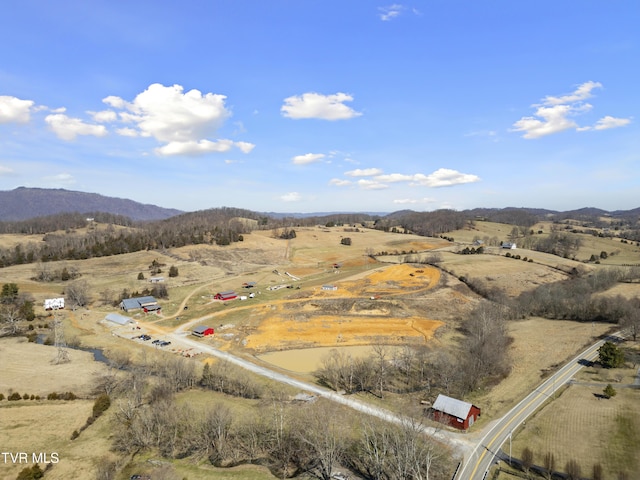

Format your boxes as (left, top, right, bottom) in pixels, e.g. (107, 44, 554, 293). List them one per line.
(468, 317, 614, 422)
(0, 337, 110, 397)
(510, 384, 640, 479)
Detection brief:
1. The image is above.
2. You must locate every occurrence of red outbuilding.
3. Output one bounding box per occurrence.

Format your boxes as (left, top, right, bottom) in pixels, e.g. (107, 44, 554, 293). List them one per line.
(431, 394, 481, 430)
(214, 291, 237, 301)
(192, 326, 215, 337)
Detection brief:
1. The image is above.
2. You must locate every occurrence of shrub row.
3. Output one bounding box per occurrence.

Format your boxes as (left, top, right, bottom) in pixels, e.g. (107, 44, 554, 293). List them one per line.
(1, 391, 78, 401)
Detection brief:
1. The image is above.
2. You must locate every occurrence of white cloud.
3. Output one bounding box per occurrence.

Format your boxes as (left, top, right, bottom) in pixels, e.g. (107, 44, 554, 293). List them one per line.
(337, 167, 480, 190)
(344, 168, 383, 177)
(106, 83, 229, 142)
(292, 153, 326, 165)
(378, 4, 404, 21)
(281, 92, 362, 120)
(156, 139, 234, 156)
(541, 81, 601, 106)
(235, 141, 256, 153)
(375, 173, 413, 183)
(90, 109, 117, 123)
(512, 81, 630, 139)
(155, 139, 254, 157)
(592, 115, 632, 131)
(329, 178, 352, 187)
(409, 168, 480, 187)
(44, 113, 108, 141)
(358, 179, 388, 190)
(103, 83, 252, 156)
(0, 96, 34, 124)
(103, 95, 126, 109)
(44, 173, 75, 185)
(281, 192, 302, 202)
(511, 104, 581, 139)
(0, 165, 15, 175)
(393, 197, 436, 204)
(116, 127, 139, 137)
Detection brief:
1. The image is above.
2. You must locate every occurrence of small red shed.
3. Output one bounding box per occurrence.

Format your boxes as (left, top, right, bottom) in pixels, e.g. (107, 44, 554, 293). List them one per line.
(431, 394, 481, 430)
(192, 326, 215, 337)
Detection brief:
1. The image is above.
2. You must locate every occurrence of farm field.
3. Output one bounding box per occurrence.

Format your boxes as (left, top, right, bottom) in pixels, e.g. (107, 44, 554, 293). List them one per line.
(0, 337, 110, 397)
(510, 384, 640, 479)
(0, 338, 117, 479)
(469, 317, 615, 421)
(0, 400, 113, 480)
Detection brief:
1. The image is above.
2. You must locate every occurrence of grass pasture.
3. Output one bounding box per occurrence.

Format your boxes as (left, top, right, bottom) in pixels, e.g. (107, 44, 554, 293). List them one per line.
(470, 318, 614, 421)
(0, 337, 110, 397)
(0, 400, 112, 480)
(0, 337, 115, 480)
(511, 384, 640, 479)
(434, 251, 571, 297)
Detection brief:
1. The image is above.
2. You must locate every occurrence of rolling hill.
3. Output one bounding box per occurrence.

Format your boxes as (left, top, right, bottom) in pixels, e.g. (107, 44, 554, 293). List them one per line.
(0, 187, 183, 222)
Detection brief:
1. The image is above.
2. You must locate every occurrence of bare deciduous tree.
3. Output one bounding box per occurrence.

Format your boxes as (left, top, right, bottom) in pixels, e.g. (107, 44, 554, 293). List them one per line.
(543, 451, 555, 479)
(460, 301, 511, 392)
(0, 304, 21, 335)
(296, 402, 347, 480)
(521, 447, 534, 475)
(65, 279, 91, 308)
(565, 459, 581, 480)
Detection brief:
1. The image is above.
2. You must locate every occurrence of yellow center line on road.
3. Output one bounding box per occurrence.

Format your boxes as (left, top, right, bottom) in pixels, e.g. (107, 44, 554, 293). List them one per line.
(467, 343, 600, 479)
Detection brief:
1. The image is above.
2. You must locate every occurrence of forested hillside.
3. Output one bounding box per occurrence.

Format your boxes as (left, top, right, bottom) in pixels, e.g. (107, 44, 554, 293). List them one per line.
(0, 187, 182, 221)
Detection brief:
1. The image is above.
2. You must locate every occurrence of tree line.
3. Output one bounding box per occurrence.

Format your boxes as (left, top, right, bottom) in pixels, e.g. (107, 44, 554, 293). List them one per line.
(0, 208, 259, 268)
(0, 211, 133, 235)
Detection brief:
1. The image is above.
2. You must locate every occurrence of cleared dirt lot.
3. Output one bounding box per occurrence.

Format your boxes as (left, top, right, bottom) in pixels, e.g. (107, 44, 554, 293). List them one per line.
(233, 264, 444, 352)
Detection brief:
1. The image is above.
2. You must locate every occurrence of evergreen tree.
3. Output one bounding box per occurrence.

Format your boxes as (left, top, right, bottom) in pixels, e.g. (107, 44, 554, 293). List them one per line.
(598, 341, 625, 368)
(603, 384, 617, 399)
(1, 283, 19, 303)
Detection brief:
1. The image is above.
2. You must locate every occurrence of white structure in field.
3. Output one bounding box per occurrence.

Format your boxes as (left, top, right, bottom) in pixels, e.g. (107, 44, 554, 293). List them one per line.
(44, 298, 65, 310)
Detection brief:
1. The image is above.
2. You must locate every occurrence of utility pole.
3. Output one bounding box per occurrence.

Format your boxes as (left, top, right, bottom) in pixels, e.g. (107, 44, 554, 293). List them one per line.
(52, 309, 70, 364)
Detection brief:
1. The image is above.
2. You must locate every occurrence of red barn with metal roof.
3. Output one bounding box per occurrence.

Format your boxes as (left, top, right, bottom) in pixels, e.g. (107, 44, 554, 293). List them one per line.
(192, 326, 214, 337)
(431, 394, 481, 430)
(214, 291, 237, 301)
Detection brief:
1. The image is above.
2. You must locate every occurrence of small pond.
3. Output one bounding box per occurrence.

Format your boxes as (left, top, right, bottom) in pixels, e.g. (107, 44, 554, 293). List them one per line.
(257, 345, 380, 374)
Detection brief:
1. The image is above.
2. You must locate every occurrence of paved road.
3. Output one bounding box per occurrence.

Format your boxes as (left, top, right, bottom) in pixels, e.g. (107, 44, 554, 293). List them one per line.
(457, 332, 624, 480)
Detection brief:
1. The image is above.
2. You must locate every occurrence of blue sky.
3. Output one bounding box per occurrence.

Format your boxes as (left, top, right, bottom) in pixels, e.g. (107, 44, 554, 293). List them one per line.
(0, 1, 638, 213)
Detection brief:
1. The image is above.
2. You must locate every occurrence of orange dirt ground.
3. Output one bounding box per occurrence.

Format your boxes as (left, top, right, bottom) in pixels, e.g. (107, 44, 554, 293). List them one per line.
(242, 264, 443, 352)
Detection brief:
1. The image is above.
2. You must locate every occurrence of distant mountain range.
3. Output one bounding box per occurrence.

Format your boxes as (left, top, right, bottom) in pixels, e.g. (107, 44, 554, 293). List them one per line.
(0, 187, 639, 224)
(0, 187, 183, 222)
